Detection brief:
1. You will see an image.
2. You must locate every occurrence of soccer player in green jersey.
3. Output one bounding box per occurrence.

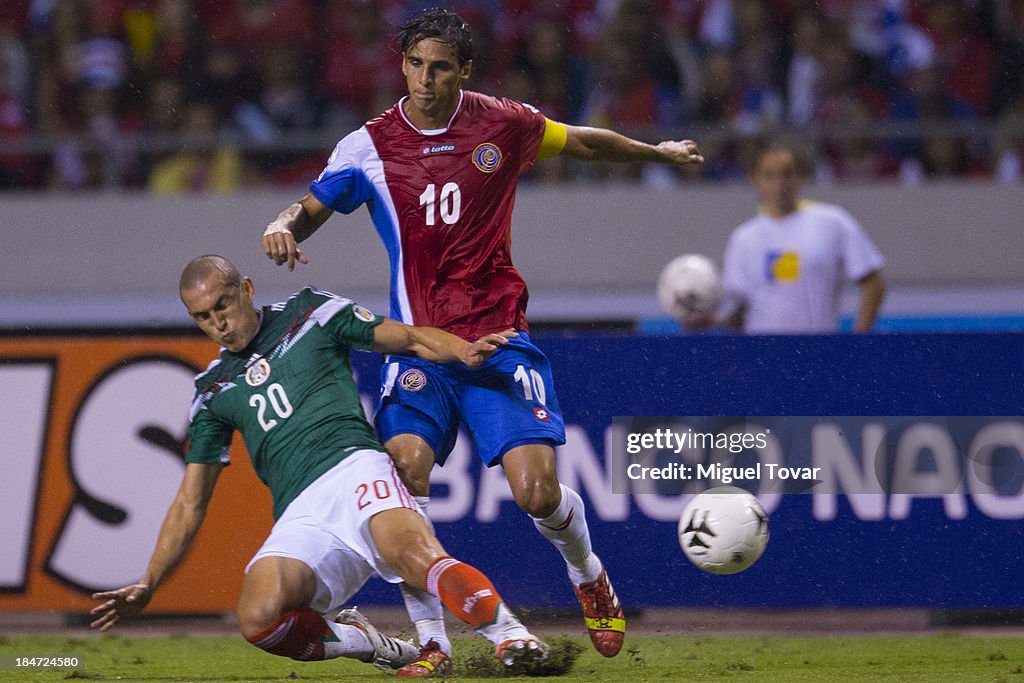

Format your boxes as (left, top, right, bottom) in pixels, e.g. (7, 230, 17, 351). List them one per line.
(89, 255, 548, 675)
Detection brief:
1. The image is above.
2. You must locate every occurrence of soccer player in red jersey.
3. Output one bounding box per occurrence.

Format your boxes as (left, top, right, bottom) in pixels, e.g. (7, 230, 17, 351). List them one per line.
(262, 9, 703, 675)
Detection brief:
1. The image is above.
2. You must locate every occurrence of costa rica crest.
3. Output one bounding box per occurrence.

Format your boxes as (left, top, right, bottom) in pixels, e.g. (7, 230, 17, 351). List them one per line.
(472, 143, 502, 173)
(399, 368, 427, 391)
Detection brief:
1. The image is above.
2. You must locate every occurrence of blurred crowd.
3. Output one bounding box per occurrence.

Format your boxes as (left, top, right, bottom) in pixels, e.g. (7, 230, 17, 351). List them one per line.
(4, 0, 1024, 192)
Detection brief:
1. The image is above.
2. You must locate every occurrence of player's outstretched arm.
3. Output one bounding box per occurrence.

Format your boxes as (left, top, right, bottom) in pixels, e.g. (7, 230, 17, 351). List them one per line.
(89, 463, 223, 631)
(560, 124, 703, 166)
(371, 318, 516, 367)
(262, 193, 335, 271)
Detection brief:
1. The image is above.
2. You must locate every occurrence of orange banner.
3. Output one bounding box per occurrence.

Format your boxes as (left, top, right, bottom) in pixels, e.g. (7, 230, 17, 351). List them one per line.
(0, 335, 272, 613)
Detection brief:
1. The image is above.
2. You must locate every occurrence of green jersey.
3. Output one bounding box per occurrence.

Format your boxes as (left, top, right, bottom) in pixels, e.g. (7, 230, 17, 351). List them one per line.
(186, 287, 385, 519)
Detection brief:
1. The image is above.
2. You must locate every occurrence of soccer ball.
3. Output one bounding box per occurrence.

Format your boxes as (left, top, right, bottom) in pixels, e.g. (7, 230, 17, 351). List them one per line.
(656, 254, 722, 322)
(678, 486, 769, 575)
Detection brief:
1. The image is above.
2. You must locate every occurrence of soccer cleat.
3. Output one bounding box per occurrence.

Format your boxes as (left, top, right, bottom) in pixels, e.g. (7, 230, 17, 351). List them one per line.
(335, 607, 419, 671)
(573, 567, 626, 657)
(496, 636, 549, 674)
(395, 640, 451, 678)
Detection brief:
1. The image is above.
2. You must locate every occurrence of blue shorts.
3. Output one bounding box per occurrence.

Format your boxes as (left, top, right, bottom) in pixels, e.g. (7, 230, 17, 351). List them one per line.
(375, 332, 566, 467)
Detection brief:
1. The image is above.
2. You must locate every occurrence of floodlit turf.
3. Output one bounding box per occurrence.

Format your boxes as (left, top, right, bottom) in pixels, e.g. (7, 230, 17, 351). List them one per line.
(2, 632, 1023, 681)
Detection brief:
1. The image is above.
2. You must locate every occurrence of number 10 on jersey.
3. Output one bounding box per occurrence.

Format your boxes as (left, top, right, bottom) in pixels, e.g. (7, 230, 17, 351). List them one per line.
(419, 182, 461, 226)
(514, 365, 546, 404)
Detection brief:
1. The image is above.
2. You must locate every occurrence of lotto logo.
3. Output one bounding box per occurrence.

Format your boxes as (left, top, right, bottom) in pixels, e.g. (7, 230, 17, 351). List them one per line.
(534, 407, 550, 422)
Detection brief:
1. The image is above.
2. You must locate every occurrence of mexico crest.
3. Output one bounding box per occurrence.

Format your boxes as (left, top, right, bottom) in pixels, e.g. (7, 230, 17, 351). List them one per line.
(245, 358, 272, 387)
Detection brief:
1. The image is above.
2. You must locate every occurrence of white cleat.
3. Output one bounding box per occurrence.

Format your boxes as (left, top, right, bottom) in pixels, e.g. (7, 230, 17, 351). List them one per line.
(336, 607, 419, 672)
(496, 636, 549, 673)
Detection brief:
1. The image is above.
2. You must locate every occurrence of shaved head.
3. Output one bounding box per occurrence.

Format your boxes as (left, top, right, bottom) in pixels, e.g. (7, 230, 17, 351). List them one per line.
(179, 255, 258, 352)
(179, 255, 241, 298)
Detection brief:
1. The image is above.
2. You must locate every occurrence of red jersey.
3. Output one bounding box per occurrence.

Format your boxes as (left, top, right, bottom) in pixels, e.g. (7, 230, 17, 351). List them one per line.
(309, 90, 548, 339)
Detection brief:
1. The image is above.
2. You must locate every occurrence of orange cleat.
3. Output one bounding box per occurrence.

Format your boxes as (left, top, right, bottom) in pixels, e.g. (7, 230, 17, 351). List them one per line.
(573, 568, 625, 657)
(396, 640, 451, 678)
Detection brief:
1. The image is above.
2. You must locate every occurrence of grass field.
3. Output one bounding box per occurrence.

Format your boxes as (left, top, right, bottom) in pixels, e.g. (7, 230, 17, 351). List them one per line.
(2, 632, 1024, 682)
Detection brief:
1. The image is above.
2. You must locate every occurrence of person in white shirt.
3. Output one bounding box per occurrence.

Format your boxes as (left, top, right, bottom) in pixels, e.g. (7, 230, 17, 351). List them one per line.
(691, 141, 886, 333)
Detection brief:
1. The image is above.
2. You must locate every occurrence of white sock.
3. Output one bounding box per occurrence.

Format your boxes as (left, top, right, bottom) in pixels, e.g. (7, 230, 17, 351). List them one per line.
(532, 484, 603, 585)
(401, 495, 451, 655)
(475, 602, 531, 646)
(400, 584, 451, 655)
(324, 622, 373, 660)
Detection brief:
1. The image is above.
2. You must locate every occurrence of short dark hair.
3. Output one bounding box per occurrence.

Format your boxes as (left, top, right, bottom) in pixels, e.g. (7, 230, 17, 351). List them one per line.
(179, 254, 240, 296)
(398, 8, 473, 66)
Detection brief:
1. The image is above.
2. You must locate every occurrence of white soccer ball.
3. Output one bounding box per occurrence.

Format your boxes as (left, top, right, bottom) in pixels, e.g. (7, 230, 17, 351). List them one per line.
(657, 254, 722, 322)
(678, 486, 769, 575)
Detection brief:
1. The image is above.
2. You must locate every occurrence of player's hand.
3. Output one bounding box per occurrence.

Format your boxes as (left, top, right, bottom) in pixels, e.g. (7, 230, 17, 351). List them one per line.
(262, 204, 310, 270)
(263, 224, 309, 271)
(89, 582, 152, 632)
(462, 329, 518, 367)
(657, 140, 704, 165)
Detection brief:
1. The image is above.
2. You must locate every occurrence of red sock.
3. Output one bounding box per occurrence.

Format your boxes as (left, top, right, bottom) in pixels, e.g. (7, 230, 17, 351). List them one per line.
(244, 607, 334, 661)
(425, 556, 504, 629)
